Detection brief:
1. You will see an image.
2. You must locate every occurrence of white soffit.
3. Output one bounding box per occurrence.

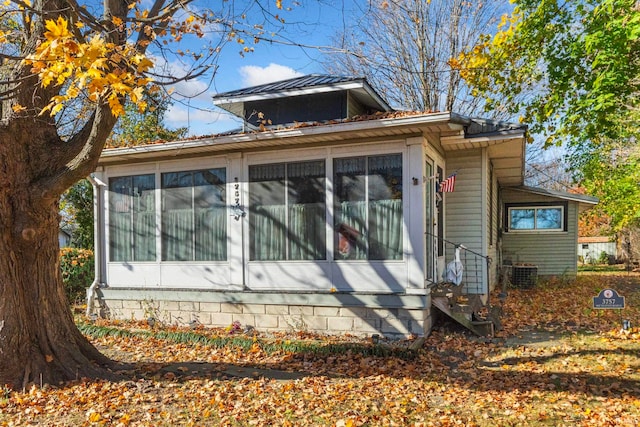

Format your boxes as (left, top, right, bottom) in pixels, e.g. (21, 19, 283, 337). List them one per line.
(440, 131, 525, 151)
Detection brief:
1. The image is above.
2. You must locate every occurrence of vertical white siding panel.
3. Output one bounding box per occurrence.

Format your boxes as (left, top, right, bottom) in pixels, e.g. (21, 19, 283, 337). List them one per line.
(445, 150, 486, 294)
(487, 162, 499, 290)
(406, 139, 426, 290)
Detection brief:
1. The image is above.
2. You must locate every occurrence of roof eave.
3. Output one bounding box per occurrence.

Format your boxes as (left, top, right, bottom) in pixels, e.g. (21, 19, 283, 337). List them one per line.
(99, 112, 455, 165)
(510, 185, 599, 206)
(212, 80, 372, 106)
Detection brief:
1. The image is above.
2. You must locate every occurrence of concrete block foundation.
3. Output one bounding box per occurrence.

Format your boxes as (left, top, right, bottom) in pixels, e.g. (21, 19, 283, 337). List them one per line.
(95, 288, 433, 339)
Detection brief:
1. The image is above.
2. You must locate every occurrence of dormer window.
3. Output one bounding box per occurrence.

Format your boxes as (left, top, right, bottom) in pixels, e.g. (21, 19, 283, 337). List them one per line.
(213, 74, 391, 130)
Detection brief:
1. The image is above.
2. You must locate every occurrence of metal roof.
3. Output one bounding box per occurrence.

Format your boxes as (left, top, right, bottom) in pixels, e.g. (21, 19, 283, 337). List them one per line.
(212, 74, 392, 120)
(212, 75, 365, 98)
(466, 117, 527, 137)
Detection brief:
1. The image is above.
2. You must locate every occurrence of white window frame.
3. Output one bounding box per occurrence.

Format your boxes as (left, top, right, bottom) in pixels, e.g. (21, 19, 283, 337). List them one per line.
(332, 153, 404, 261)
(160, 167, 228, 262)
(105, 157, 231, 264)
(507, 205, 565, 232)
(247, 159, 327, 261)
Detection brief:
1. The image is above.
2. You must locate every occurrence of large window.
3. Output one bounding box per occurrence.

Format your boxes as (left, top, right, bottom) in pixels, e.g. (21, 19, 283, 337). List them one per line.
(161, 169, 227, 261)
(249, 160, 326, 261)
(334, 154, 403, 260)
(109, 174, 156, 262)
(507, 204, 565, 232)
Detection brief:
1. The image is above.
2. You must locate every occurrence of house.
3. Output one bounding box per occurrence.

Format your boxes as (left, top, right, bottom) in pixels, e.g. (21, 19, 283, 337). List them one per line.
(59, 228, 72, 248)
(577, 236, 617, 264)
(88, 75, 598, 337)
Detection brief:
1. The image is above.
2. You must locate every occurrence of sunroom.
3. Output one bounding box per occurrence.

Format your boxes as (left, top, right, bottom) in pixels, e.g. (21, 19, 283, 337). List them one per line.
(90, 75, 535, 337)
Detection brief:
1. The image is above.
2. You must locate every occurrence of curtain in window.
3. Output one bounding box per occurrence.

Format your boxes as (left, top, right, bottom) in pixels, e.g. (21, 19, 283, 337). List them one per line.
(249, 160, 326, 261)
(334, 154, 403, 260)
(335, 201, 367, 260)
(369, 199, 403, 260)
(334, 157, 366, 175)
(251, 205, 286, 260)
(368, 154, 402, 173)
(195, 207, 227, 261)
(109, 212, 131, 262)
(133, 211, 156, 261)
(287, 161, 325, 178)
(368, 154, 402, 259)
(109, 211, 156, 262)
(161, 168, 227, 261)
(289, 203, 325, 260)
(250, 203, 326, 261)
(108, 174, 156, 262)
(162, 209, 193, 261)
(162, 207, 227, 261)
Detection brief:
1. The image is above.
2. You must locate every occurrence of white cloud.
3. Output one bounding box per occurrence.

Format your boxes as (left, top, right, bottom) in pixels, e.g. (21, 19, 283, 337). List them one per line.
(166, 104, 242, 136)
(239, 63, 303, 87)
(150, 56, 215, 102)
(170, 78, 212, 101)
(165, 105, 216, 123)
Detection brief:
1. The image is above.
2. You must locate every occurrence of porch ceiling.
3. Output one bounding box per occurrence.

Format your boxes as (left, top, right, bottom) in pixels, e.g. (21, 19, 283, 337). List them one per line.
(441, 131, 525, 186)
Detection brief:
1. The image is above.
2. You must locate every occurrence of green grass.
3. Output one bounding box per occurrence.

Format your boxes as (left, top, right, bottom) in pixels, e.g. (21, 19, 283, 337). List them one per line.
(77, 322, 417, 359)
(577, 264, 628, 273)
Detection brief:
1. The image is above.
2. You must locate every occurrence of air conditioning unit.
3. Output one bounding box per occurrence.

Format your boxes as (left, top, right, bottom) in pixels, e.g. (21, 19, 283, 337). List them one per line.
(512, 264, 538, 288)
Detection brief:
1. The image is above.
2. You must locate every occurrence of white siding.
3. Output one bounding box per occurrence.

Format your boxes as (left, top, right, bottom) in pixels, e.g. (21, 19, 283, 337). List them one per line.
(501, 189, 579, 276)
(577, 241, 617, 263)
(347, 92, 367, 117)
(444, 150, 486, 294)
(487, 161, 499, 290)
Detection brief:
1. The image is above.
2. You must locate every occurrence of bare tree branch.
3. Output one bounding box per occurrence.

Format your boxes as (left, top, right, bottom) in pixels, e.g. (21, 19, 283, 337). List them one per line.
(325, 0, 511, 116)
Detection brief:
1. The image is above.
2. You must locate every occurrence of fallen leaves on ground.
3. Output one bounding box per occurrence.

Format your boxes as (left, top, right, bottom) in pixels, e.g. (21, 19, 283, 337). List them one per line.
(496, 273, 640, 337)
(1, 274, 639, 426)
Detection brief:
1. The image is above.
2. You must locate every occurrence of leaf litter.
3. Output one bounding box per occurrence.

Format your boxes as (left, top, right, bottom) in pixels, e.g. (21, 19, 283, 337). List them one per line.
(0, 273, 639, 426)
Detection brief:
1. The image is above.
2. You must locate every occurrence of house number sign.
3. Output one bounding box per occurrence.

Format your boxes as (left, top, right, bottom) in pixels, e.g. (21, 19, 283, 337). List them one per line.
(231, 177, 245, 221)
(593, 288, 625, 309)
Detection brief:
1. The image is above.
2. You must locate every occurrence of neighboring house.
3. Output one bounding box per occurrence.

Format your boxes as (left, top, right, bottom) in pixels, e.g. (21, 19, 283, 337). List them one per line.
(577, 236, 617, 264)
(59, 228, 72, 248)
(88, 75, 598, 337)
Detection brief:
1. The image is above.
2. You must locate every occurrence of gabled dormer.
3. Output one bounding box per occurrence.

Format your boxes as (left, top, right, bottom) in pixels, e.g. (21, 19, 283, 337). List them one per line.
(212, 74, 392, 130)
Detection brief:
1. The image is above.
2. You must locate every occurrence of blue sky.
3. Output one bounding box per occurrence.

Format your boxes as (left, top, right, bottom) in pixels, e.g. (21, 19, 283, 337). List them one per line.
(160, 1, 354, 137)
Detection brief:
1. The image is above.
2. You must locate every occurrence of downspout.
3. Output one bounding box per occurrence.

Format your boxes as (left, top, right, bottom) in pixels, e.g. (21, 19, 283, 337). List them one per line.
(86, 174, 107, 318)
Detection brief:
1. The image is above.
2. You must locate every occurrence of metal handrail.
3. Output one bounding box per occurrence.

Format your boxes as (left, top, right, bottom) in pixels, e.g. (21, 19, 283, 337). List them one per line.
(426, 232, 492, 295)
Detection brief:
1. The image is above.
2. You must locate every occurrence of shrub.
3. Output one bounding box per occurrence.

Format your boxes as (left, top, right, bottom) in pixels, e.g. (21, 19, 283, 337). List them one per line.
(598, 251, 609, 264)
(60, 247, 94, 304)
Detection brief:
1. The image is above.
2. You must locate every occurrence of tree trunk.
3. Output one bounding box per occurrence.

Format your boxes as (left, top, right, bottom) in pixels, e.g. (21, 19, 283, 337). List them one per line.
(0, 131, 117, 389)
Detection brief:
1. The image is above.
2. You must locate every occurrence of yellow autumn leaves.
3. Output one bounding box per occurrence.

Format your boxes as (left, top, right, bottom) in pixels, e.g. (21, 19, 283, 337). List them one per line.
(449, 11, 522, 89)
(25, 16, 153, 117)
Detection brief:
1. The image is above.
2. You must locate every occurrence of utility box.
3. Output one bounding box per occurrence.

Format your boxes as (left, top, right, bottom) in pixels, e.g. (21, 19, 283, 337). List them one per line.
(512, 264, 538, 288)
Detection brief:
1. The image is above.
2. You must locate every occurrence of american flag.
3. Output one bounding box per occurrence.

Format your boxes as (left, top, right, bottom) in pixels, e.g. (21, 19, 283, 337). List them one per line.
(438, 173, 456, 193)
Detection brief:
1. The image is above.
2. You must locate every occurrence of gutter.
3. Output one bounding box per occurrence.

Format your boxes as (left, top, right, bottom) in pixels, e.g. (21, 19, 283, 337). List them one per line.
(99, 111, 456, 165)
(86, 174, 107, 318)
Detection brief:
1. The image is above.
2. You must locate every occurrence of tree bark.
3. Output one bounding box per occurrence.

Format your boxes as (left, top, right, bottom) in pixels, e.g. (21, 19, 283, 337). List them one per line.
(0, 120, 117, 389)
(0, 0, 209, 388)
